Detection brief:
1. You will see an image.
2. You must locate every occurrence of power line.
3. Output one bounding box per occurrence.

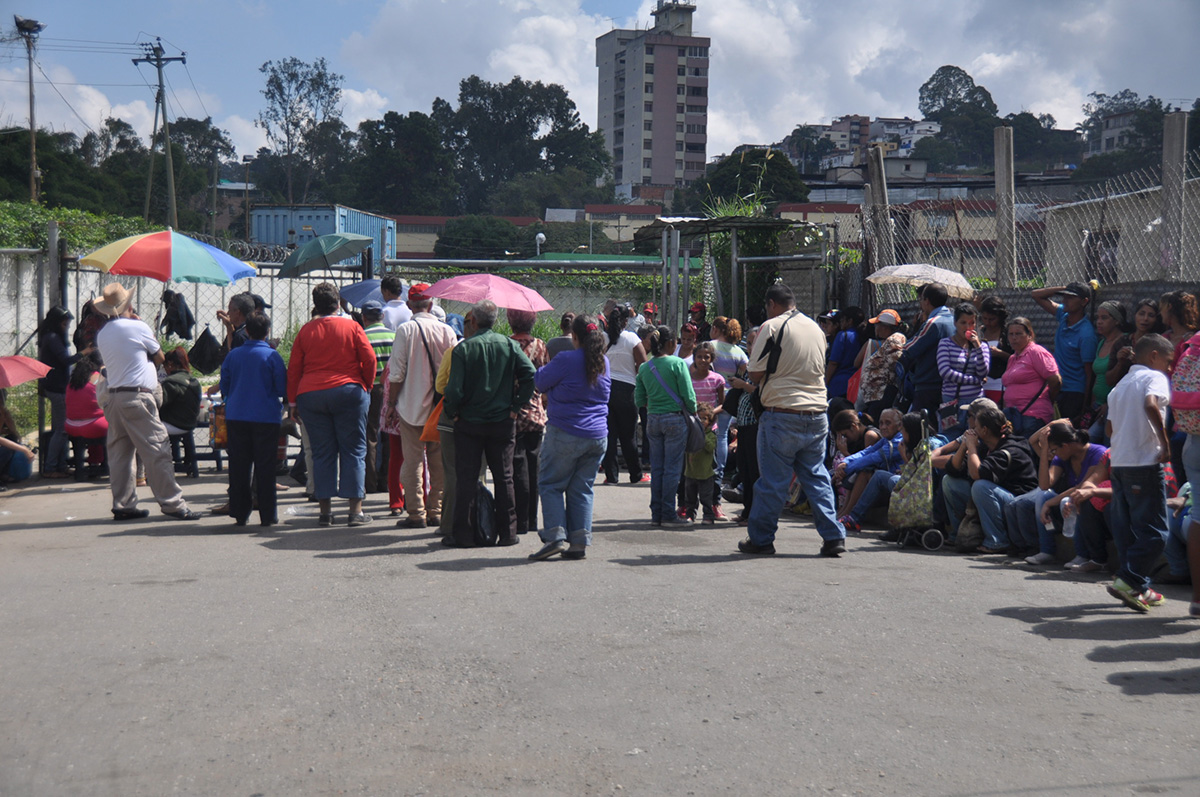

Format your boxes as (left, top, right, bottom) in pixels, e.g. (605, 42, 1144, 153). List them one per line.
(0, 78, 146, 87)
(182, 62, 209, 119)
(33, 59, 95, 134)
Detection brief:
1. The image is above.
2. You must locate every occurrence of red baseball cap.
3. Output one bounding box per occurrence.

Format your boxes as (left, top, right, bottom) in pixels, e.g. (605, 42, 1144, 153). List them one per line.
(643, 302, 658, 314)
(408, 283, 431, 302)
(689, 301, 706, 313)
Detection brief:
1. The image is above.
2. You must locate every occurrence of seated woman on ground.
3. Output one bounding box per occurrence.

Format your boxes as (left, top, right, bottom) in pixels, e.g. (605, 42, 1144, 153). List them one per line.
(941, 405, 1039, 554)
(1010, 421, 1109, 564)
(837, 410, 920, 532)
(828, 409, 881, 510)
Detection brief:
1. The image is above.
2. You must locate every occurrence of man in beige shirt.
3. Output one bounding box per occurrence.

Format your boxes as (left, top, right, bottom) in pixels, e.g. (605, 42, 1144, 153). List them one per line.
(741, 283, 846, 557)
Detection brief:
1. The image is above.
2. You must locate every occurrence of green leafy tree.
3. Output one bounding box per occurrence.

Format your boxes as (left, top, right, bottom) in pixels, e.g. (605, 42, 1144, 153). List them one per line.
(487, 167, 614, 217)
(687, 148, 808, 211)
(919, 66, 985, 121)
(257, 57, 344, 204)
(1077, 89, 1144, 146)
(782, 125, 836, 173)
(432, 76, 610, 213)
(344, 111, 458, 215)
(434, 214, 519, 259)
(910, 135, 960, 172)
(521, 220, 621, 255)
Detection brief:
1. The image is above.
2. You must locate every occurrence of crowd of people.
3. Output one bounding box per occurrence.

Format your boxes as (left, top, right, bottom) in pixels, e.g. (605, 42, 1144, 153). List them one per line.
(9, 274, 1199, 619)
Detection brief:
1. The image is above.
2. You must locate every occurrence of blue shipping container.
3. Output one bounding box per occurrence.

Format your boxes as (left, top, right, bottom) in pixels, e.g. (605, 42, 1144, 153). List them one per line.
(251, 205, 396, 270)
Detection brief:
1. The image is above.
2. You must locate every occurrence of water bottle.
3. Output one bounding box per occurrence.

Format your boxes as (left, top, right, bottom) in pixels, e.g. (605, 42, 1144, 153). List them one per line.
(1060, 496, 1076, 538)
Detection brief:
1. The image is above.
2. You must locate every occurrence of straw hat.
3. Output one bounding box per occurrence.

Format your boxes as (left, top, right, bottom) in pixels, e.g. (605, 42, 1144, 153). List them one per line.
(93, 283, 134, 317)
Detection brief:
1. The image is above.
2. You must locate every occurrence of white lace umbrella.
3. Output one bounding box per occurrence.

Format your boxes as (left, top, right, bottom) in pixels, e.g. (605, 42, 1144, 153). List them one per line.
(866, 264, 975, 300)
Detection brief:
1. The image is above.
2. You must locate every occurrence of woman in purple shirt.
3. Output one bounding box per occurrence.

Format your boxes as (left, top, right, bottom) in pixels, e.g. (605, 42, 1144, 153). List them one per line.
(529, 315, 612, 562)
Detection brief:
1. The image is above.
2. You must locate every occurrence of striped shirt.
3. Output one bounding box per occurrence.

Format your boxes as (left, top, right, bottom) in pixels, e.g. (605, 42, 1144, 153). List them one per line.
(936, 336, 990, 404)
(691, 370, 725, 411)
(364, 323, 394, 386)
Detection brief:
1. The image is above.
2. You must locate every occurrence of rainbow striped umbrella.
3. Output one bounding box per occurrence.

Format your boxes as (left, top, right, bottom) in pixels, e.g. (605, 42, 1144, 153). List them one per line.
(80, 230, 256, 285)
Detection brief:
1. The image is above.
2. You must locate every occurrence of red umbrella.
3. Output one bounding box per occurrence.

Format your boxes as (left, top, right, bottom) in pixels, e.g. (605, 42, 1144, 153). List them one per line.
(424, 273, 553, 312)
(0, 355, 52, 388)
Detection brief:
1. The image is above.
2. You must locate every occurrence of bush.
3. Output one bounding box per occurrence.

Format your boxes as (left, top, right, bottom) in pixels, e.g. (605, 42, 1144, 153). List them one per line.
(0, 201, 158, 252)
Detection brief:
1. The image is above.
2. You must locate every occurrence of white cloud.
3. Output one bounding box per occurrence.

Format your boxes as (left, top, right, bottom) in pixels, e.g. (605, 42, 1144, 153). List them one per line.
(222, 114, 268, 159)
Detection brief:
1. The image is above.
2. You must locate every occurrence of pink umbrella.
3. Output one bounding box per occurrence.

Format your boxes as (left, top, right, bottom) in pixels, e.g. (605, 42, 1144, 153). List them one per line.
(0, 355, 52, 388)
(424, 273, 553, 312)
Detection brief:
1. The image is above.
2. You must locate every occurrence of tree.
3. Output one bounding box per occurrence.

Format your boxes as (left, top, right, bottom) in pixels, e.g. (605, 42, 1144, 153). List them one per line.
(486, 167, 614, 217)
(782, 125, 836, 173)
(1077, 89, 1143, 146)
(522, 220, 621, 255)
(691, 149, 809, 209)
(78, 118, 144, 167)
(919, 66, 981, 121)
(344, 111, 458, 215)
(910, 136, 959, 172)
(257, 57, 344, 204)
(434, 215, 520, 259)
(432, 76, 610, 213)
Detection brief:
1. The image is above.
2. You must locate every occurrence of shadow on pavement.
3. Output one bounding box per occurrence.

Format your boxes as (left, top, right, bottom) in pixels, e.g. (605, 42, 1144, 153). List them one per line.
(611, 552, 816, 566)
(991, 604, 1193, 641)
(258, 529, 411, 551)
(99, 522, 222, 537)
(1088, 639, 1200, 664)
(1107, 666, 1200, 695)
(417, 557, 532, 571)
(316, 541, 445, 559)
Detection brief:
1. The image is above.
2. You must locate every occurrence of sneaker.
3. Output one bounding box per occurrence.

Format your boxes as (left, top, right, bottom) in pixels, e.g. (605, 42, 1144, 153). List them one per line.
(1064, 555, 1088, 569)
(1025, 552, 1057, 566)
(713, 507, 727, 521)
(635, 474, 651, 483)
(529, 540, 569, 560)
(1107, 578, 1151, 613)
(737, 537, 775, 555)
(721, 487, 743, 504)
(838, 515, 861, 534)
(347, 513, 372, 527)
(603, 477, 618, 485)
(677, 507, 689, 519)
(401, 517, 427, 529)
(164, 508, 203, 521)
(820, 538, 847, 557)
(702, 516, 716, 526)
(561, 549, 587, 560)
(1070, 559, 1104, 573)
(1142, 588, 1166, 607)
(662, 517, 693, 528)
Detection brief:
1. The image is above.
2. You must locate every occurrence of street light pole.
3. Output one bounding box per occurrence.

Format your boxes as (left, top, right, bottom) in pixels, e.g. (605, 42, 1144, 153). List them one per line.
(242, 155, 254, 241)
(14, 16, 45, 204)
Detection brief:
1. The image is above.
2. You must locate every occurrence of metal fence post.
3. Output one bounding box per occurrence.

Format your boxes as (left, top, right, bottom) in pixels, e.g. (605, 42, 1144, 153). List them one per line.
(730, 228, 739, 320)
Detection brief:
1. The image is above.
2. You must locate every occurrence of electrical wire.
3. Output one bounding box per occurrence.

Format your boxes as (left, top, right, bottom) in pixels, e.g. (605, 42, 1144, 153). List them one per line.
(182, 61, 210, 119)
(33, 58, 95, 134)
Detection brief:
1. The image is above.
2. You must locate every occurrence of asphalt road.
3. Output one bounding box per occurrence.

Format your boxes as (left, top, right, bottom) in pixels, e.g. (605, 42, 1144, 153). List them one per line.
(1, 471, 1198, 796)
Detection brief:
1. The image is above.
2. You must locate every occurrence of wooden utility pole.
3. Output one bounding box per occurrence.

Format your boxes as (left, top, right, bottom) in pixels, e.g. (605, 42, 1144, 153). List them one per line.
(134, 39, 186, 229)
(994, 126, 1017, 288)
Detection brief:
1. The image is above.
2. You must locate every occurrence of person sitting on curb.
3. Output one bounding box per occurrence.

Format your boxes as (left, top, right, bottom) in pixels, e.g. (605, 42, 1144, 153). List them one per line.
(835, 408, 906, 533)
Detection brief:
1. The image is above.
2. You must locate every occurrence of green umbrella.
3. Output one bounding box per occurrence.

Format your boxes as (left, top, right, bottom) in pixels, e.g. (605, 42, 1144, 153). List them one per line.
(277, 232, 374, 278)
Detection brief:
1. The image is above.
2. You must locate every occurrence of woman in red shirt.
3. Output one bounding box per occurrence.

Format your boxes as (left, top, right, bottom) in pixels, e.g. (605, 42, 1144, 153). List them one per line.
(287, 283, 377, 527)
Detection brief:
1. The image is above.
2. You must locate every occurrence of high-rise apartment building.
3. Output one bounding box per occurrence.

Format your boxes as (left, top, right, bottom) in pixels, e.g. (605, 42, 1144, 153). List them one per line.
(596, 1, 710, 202)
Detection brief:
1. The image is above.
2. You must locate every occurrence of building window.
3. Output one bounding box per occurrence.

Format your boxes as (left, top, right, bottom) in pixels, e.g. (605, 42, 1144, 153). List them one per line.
(676, 159, 684, 169)
(676, 123, 684, 133)
(676, 142, 684, 152)
(644, 139, 653, 150)
(643, 176, 652, 185)
(686, 143, 704, 153)
(687, 46, 709, 57)
(690, 67, 707, 77)
(686, 124, 705, 134)
(677, 104, 685, 114)
(645, 63, 653, 75)
(643, 158, 653, 169)
(686, 105, 705, 114)
(645, 45, 654, 55)
(645, 82, 653, 93)
(678, 47, 687, 57)
(645, 102, 653, 112)
(677, 66, 686, 76)
(687, 86, 706, 97)
(644, 120, 653, 131)
(677, 85, 686, 95)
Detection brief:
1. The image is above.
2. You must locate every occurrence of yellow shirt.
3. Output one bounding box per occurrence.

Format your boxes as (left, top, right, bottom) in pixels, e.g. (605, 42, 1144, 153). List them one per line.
(749, 309, 828, 412)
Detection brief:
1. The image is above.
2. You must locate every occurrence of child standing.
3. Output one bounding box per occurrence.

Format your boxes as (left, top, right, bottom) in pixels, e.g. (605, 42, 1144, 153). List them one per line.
(684, 403, 719, 523)
(685, 342, 727, 520)
(1104, 333, 1174, 612)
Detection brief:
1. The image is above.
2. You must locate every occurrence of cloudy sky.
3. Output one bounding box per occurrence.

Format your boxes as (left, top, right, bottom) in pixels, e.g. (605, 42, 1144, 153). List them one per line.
(1, 0, 1197, 164)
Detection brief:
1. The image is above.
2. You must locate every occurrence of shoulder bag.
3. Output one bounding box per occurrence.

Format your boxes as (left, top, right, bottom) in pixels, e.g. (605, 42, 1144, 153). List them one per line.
(647, 360, 706, 453)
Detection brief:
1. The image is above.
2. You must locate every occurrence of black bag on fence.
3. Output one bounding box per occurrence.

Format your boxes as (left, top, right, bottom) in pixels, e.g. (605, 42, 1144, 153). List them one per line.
(189, 326, 225, 375)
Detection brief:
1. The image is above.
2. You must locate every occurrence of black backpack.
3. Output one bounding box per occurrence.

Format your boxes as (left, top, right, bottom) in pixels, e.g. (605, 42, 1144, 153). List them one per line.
(468, 481, 498, 547)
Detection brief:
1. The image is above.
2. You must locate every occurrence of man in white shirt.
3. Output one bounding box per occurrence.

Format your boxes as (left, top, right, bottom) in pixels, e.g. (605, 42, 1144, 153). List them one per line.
(380, 275, 412, 331)
(384, 283, 458, 528)
(1104, 333, 1172, 612)
(93, 283, 200, 522)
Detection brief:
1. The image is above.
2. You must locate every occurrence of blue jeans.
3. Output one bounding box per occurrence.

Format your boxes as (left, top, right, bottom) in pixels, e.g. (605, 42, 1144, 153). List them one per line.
(297, 383, 369, 500)
(715, 411, 733, 481)
(1182, 434, 1200, 486)
(1004, 488, 1055, 553)
(748, 411, 843, 545)
(971, 480, 1016, 549)
(847, 470, 899, 523)
(1165, 505, 1192, 577)
(538, 426, 607, 548)
(1109, 464, 1169, 593)
(647, 413, 687, 523)
(44, 390, 68, 472)
(1004, 407, 1047, 438)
